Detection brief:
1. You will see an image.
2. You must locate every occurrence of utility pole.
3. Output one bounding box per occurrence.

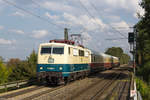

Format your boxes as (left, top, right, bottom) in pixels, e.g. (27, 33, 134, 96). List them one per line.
(128, 27, 136, 75)
(64, 28, 68, 40)
(133, 26, 137, 75)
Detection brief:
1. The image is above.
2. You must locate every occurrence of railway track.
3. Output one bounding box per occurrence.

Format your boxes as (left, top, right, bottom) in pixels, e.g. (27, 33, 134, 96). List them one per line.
(0, 85, 46, 99)
(0, 66, 132, 100)
(22, 85, 64, 100)
(69, 68, 131, 100)
(32, 70, 115, 100)
(0, 77, 89, 100)
(69, 71, 121, 100)
(104, 70, 131, 100)
(89, 73, 121, 100)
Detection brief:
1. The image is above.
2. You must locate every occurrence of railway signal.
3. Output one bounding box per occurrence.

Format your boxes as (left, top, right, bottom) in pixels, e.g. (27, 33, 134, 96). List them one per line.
(128, 27, 137, 75)
(128, 32, 134, 43)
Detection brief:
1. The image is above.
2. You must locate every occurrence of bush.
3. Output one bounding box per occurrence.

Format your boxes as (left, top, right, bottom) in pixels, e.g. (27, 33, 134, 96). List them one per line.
(136, 62, 150, 83)
(7, 50, 37, 82)
(0, 61, 11, 84)
(136, 77, 150, 100)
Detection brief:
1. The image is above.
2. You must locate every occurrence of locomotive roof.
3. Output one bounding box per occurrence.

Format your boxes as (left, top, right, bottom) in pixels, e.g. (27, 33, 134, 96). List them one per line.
(39, 42, 90, 51)
(91, 52, 111, 57)
(40, 42, 68, 46)
(100, 53, 112, 58)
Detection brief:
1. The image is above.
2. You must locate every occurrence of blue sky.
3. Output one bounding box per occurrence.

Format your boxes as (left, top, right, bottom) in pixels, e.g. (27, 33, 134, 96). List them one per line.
(0, 0, 144, 61)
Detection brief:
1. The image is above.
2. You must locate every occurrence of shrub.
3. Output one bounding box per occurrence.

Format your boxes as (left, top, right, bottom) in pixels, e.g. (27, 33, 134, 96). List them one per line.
(136, 77, 150, 100)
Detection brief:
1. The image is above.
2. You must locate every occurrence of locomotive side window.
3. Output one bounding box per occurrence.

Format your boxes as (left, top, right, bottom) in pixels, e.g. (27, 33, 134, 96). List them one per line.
(79, 50, 84, 56)
(73, 48, 78, 56)
(53, 47, 64, 54)
(41, 47, 51, 54)
(85, 51, 89, 57)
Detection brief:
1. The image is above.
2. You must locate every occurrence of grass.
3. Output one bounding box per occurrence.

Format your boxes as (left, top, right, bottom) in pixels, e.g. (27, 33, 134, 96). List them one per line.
(136, 77, 150, 100)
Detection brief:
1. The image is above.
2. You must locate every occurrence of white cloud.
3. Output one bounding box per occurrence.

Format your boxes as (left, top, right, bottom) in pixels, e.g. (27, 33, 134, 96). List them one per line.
(63, 13, 106, 31)
(12, 11, 25, 17)
(106, 15, 121, 22)
(104, 0, 137, 11)
(111, 21, 130, 29)
(93, 0, 143, 19)
(32, 30, 48, 39)
(10, 29, 24, 34)
(105, 21, 132, 38)
(0, 25, 4, 30)
(105, 0, 128, 9)
(107, 32, 114, 36)
(0, 38, 16, 45)
(63, 13, 78, 25)
(81, 31, 92, 46)
(45, 12, 59, 20)
(42, 1, 74, 12)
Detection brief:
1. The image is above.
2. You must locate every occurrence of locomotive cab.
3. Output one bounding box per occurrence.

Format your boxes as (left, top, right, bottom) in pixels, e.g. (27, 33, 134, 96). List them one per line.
(37, 43, 68, 84)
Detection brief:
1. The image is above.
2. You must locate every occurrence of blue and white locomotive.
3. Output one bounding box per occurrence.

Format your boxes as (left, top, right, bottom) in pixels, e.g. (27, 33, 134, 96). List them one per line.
(37, 40, 91, 84)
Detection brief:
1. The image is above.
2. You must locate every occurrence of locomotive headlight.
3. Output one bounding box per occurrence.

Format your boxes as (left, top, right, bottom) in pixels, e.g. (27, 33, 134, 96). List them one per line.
(59, 66, 63, 70)
(40, 67, 43, 70)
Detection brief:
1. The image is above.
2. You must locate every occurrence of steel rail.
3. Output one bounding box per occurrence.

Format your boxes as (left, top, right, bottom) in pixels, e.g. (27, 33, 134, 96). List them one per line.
(70, 70, 118, 100)
(90, 72, 121, 100)
(104, 70, 131, 100)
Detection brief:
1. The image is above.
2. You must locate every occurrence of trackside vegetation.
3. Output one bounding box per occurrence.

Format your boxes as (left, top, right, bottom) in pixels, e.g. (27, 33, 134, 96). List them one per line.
(135, 0, 150, 99)
(136, 0, 150, 83)
(0, 60, 11, 84)
(136, 77, 150, 100)
(0, 50, 37, 84)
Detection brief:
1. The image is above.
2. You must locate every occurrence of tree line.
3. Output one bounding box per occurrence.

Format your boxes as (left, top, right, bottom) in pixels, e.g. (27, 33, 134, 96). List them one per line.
(0, 50, 37, 84)
(135, 0, 150, 83)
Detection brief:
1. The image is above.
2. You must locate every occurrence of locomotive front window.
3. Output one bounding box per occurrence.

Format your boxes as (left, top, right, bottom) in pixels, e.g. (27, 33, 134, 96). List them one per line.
(53, 47, 64, 54)
(41, 47, 52, 54)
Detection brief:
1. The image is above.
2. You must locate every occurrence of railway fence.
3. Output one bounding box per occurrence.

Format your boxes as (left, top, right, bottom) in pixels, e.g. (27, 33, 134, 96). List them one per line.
(0, 79, 37, 92)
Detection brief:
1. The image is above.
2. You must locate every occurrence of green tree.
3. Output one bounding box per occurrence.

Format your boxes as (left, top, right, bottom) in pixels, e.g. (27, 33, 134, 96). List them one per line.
(136, 0, 150, 83)
(26, 50, 37, 78)
(7, 50, 37, 82)
(0, 56, 4, 62)
(7, 58, 25, 81)
(0, 60, 11, 84)
(105, 47, 123, 58)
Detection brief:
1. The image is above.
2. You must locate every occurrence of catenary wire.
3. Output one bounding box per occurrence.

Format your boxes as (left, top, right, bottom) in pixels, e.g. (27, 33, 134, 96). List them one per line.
(79, 0, 127, 38)
(2, 0, 64, 30)
(89, 1, 128, 38)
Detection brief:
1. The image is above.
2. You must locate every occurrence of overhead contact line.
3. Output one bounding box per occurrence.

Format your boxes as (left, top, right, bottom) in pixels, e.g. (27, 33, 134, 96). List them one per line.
(2, 0, 64, 30)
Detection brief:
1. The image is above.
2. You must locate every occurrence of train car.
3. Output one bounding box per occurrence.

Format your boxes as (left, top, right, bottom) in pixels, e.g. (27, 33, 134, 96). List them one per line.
(37, 40, 91, 85)
(100, 53, 113, 69)
(90, 52, 105, 73)
(112, 56, 120, 67)
(90, 52, 119, 73)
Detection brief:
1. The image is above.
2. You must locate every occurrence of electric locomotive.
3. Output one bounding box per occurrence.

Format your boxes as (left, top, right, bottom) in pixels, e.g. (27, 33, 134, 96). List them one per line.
(37, 40, 91, 84)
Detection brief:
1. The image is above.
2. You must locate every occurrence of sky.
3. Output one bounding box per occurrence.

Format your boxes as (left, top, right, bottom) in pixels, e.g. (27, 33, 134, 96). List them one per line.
(0, 0, 144, 61)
